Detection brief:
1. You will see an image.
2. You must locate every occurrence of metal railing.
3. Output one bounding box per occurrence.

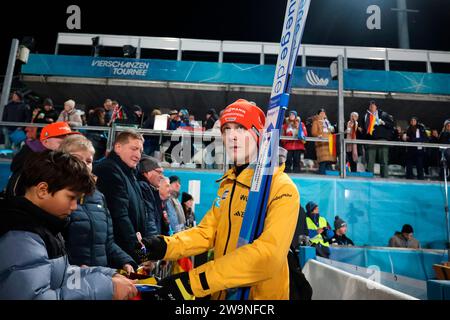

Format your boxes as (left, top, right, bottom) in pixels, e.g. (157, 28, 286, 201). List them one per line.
(1, 121, 448, 180)
(55, 33, 450, 73)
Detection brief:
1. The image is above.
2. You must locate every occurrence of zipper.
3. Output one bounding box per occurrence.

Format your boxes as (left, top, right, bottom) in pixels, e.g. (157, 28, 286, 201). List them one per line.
(223, 180, 237, 256)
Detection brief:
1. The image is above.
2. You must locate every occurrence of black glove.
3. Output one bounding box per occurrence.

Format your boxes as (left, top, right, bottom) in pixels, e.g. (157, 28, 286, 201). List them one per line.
(154, 272, 194, 300)
(135, 236, 167, 263)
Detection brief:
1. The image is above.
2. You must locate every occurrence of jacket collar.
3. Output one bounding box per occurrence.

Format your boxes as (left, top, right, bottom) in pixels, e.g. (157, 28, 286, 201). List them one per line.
(108, 150, 136, 176)
(1, 197, 68, 237)
(216, 163, 285, 189)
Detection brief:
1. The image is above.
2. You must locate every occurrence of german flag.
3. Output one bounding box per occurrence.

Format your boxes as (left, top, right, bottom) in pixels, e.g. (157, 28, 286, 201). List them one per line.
(328, 134, 337, 157)
(367, 114, 376, 135)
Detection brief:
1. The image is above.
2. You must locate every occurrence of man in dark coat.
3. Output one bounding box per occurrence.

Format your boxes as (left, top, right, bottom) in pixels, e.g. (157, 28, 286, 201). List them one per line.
(137, 155, 169, 236)
(330, 216, 354, 246)
(2, 91, 31, 148)
(93, 130, 147, 262)
(363, 100, 395, 178)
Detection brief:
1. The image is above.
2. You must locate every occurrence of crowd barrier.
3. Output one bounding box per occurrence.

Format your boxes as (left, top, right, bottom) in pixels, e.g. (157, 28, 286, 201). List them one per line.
(302, 259, 417, 300)
(1, 163, 449, 249)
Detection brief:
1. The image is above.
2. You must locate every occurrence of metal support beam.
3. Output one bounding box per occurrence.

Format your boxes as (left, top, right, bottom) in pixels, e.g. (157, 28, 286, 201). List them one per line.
(218, 41, 223, 63)
(0, 39, 19, 121)
(177, 39, 182, 61)
(337, 55, 346, 178)
(136, 38, 142, 59)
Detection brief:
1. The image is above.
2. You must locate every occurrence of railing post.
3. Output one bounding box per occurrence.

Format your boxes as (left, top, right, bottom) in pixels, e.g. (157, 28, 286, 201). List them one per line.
(260, 44, 264, 65)
(107, 125, 115, 151)
(426, 51, 432, 73)
(337, 55, 346, 178)
(177, 39, 182, 61)
(137, 38, 142, 59)
(385, 49, 390, 71)
(0, 39, 19, 121)
(219, 41, 223, 63)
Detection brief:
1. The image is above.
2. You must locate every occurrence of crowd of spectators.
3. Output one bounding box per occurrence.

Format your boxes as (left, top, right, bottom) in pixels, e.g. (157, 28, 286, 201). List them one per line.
(1, 91, 450, 180)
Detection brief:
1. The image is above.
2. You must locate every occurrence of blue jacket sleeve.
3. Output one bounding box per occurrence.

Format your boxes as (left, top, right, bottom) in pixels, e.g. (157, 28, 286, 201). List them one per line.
(0, 231, 115, 300)
(308, 229, 318, 239)
(165, 200, 181, 233)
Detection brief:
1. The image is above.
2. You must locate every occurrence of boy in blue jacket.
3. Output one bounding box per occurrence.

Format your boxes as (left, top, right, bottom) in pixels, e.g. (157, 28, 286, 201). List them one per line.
(0, 151, 137, 300)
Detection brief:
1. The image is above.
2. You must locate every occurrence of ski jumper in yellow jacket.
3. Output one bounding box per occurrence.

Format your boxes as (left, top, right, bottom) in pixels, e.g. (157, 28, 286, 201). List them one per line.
(162, 164, 300, 299)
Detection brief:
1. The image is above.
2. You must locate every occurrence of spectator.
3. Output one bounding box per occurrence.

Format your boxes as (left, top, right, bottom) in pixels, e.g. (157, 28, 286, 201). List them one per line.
(389, 125, 407, 167)
(142, 108, 162, 156)
(32, 98, 58, 124)
(2, 91, 31, 149)
(119, 105, 143, 126)
(138, 99, 300, 300)
(165, 175, 186, 234)
(86, 107, 108, 161)
(363, 100, 395, 178)
(159, 177, 172, 235)
(103, 99, 113, 124)
(59, 135, 137, 274)
(181, 192, 196, 229)
(403, 117, 428, 180)
(4, 122, 80, 198)
(204, 108, 219, 169)
(330, 216, 354, 246)
(426, 128, 441, 169)
(57, 99, 83, 127)
(137, 155, 168, 236)
(189, 114, 201, 129)
(176, 108, 196, 163)
(439, 119, 450, 180)
(311, 108, 336, 174)
(0, 151, 137, 300)
(87, 107, 106, 126)
(168, 110, 180, 130)
(178, 109, 190, 128)
(205, 108, 218, 131)
(346, 112, 362, 172)
(439, 119, 450, 144)
(282, 110, 307, 173)
(305, 201, 334, 258)
(93, 130, 147, 262)
(108, 101, 126, 126)
(165, 110, 181, 163)
(388, 224, 420, 249)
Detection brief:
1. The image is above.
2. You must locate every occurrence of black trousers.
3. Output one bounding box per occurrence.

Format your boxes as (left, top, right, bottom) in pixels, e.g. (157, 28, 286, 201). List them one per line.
(406, 149, 425, 180)
(286, 150, 302, 173)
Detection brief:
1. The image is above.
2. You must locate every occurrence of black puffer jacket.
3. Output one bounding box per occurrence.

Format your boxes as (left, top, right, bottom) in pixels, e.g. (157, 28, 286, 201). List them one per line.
(64, 189, 137, 269)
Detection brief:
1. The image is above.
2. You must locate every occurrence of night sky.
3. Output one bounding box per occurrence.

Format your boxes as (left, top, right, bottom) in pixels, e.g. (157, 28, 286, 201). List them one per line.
(1, 0, 449, 70)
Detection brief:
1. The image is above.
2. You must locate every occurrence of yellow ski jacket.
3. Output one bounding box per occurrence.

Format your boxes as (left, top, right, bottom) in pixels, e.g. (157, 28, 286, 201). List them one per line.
(163, 164, 300, 299)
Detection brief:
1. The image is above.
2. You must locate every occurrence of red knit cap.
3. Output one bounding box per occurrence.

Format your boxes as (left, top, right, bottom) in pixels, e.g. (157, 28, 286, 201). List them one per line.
(220, 99, 265, 142)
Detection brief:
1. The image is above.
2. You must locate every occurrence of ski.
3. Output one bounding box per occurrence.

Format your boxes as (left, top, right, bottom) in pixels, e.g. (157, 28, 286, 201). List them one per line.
(227, 0, 311, 300)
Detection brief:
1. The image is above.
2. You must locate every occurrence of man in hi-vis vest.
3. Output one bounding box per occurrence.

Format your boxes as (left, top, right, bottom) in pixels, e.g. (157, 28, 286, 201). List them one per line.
(305, 201, 334, 258)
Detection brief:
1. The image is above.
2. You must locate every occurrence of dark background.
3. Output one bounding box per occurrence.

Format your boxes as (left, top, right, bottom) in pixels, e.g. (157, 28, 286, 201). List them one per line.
(0, 0, 449, 129)
(1, 0, 450, 69)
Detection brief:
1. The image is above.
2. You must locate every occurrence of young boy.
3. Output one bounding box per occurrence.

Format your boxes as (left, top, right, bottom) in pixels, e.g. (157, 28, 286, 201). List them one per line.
(0, 151, 137, 300)
(139, 99, 300, 300)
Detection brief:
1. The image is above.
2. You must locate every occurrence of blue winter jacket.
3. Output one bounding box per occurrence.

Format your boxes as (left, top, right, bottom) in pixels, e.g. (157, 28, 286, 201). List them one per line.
(64, 189, 137, 269)
(0, 197, 116, 300)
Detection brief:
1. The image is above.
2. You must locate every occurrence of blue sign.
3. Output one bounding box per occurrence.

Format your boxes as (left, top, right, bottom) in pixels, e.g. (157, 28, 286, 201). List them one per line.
(22, 54, 450, 95)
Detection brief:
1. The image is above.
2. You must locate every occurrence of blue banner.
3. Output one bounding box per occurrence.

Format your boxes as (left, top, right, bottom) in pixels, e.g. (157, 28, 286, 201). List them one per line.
(0, 163, 448, 249)
(22, 54, 450, 95)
